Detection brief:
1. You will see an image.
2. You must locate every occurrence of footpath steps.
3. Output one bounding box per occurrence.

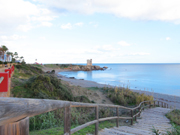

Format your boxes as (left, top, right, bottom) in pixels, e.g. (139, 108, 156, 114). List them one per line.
(99, 107, 172, 135)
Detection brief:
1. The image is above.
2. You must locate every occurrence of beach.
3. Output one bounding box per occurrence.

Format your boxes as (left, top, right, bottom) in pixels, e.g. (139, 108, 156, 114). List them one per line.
(43, 66, 180, 109)
(57, 72, 180, 110)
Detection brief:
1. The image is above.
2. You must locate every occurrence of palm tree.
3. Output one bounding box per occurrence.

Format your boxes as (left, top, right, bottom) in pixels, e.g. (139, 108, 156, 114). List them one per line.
(0, 45, 8, 61)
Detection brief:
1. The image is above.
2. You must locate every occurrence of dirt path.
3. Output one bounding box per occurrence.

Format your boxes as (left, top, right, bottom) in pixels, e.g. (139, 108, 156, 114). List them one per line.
(0, 67, 8, 72)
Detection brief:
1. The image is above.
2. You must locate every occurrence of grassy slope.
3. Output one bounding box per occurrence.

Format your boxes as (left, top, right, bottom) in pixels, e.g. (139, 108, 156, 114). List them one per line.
(166, 109, 180, 134)
(30, 121, 116, 135)
(44, 64, 60, 69)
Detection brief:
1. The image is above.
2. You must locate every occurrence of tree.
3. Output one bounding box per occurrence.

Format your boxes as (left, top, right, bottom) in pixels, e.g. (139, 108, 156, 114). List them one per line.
(0, 45, 8, 61)
(14, 52, 18, 62)
(20, 56, 24, 62)
(6, 51, 12, 62)
(0, 48, 2, 60)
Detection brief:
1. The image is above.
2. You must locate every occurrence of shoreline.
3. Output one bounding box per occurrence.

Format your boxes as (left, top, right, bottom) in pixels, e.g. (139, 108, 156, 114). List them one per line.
(44, 67, 180, 109)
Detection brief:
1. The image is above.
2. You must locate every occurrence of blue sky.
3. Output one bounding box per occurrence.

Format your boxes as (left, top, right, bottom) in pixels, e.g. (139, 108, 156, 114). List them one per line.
(0, 0, 180, 63)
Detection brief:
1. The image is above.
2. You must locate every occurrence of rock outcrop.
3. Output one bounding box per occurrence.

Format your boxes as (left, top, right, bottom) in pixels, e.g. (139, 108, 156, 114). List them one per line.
(72, 66, 81, 71)
(71, 65, 106, 71)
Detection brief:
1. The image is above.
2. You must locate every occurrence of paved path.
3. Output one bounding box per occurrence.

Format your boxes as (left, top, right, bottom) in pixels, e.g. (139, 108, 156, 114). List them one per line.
(0, 67, 7, 72)
(99, 107, 172, 135)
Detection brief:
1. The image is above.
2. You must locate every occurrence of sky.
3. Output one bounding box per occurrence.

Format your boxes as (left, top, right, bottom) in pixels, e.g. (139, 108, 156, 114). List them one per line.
(0, 0, 180, 63)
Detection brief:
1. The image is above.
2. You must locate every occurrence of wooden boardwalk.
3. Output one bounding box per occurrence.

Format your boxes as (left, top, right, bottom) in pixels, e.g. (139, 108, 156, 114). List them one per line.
(99, 107, 172, 135)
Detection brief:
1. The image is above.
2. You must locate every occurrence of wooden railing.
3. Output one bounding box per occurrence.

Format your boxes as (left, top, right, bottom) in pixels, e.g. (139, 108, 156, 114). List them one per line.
(0, 98, 171, 135)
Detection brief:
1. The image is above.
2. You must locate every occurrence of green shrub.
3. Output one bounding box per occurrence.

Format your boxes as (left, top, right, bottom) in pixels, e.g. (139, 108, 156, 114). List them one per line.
(105, 87, 153, 106)
(0, 61, 3, 64)
(74, 96, 91, 103)
(15, 64, 43, 75)
(4, 61, 7, 64)
(166, 109, 180, 125)
(30, 111, 61, 131)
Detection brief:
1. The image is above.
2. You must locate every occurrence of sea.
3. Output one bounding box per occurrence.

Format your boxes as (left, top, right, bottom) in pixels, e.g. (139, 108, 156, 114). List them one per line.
(58, 63, 180, 96)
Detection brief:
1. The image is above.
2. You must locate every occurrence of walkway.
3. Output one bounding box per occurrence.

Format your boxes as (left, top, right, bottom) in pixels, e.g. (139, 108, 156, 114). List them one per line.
(0, 67, 7, 72)
(99, 107, 172, 135)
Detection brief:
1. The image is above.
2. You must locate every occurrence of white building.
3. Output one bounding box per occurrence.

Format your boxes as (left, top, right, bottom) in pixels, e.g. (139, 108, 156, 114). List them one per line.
(0, 54, 12, 62)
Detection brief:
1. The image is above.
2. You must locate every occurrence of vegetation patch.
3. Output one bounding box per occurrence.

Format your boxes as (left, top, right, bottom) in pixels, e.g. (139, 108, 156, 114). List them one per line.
(30, 120, 117, 135)
(164, 109, 180, 135)
(166, 109, 180, 125)
(44, 64, 60, 69)
(31, 64, 43, 68)
(14, 64, 44, 77)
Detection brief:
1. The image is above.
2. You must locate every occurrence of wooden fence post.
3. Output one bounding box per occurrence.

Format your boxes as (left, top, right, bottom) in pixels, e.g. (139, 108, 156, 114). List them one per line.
(131, 110, 133, 125)
(116, 107, 119, 127)
(135, 109, 137, 121)
(138, 107, 140, 117)
(95, 106, 99, 135)
(64, 106, 71, 135)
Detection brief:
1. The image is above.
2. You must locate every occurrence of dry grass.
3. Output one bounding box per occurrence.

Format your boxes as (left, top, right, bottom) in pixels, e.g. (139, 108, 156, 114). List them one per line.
(103, 86, 153, 106)
(166, 109, 180, 125)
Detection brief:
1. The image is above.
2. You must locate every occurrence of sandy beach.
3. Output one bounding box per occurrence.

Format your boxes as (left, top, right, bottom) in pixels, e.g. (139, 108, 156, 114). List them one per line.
(43, 66, 180, 109)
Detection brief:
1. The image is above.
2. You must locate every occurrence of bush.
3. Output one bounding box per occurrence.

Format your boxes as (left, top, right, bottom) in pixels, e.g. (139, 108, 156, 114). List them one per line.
(13, 74, 74, 101)
(105, 86, 153, 106)
(74, 96, 91, 103)
(29, 111, 61, 131)
(4, 61, 7, 64)
(0, 61, 3, 64)
(166, 109, 180, 125)
(15, 64, 44, 75)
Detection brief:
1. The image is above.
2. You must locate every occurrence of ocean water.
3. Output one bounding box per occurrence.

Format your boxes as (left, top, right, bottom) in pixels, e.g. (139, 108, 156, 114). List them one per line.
(59, 63, 180, 96)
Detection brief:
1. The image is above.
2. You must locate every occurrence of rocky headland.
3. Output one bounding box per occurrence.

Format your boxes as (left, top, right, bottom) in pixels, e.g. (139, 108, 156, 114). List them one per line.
(66, 65, 108, 71)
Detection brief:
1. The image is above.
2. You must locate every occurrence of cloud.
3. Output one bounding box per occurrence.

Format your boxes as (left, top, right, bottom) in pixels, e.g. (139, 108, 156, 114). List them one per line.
(17, 23, 33, 32)
(89, 22, 98, 27)
(39, 37, 46, 40)
(75, 22, 84, 26)
(36, 0, 180, 24)
(41, 22, 53, 27)
(61, 22, 84, 29)
(118, 41, 131, 46)
(166, 37, 171, 40)
(0, 35, 26, 40)
(128, 52, 150, 56)
(0, 0, 56, 32)
(61, 23, 72, 29)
